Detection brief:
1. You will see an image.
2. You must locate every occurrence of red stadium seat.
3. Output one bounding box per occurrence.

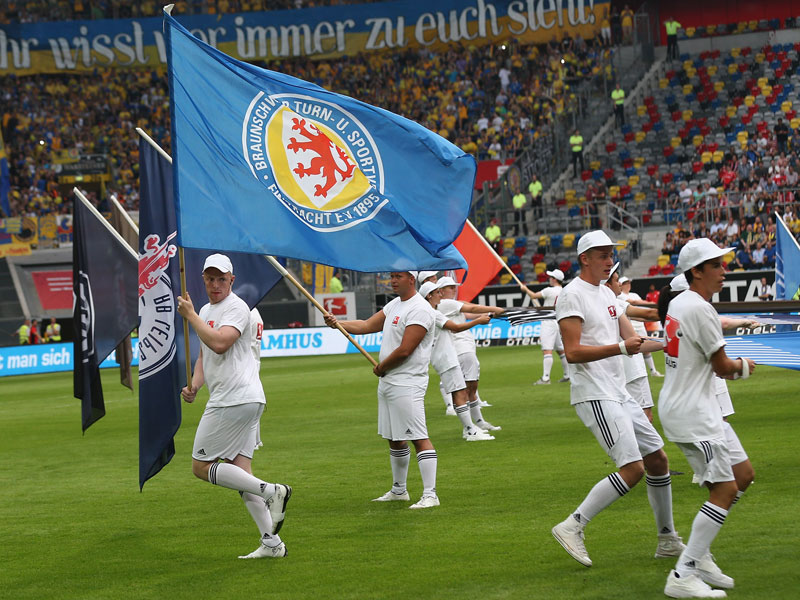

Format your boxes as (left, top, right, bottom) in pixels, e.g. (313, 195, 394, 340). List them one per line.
(581, 169, 593, 181)
(648, 163, 659, 175)
(605, 142, 617, 153)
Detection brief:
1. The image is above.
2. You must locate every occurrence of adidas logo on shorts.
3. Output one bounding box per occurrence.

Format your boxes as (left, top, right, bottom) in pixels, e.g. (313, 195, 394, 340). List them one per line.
(197, 449, 206, 456)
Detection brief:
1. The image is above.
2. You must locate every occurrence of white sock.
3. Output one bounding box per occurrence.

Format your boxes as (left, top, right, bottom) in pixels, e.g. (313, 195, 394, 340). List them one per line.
(241, 491, 274, 537)
(417, 449, 437, 496)
(475, 390, 485, 404)
(390, 447, 410, 494)
(645, 354, 657, 373)
(455, 403, 474, 429)
(439, 381, 452, 407)
(675, 502, 727, 578)
(572, 473, 630, 526)
(731, 490, 744, 505)
(542, 354, 553, 380)
(646, 473, 675, 535)
(559, 353, 570, 378)
(209, 463, 276, 499)
(468, 399, 484, 423)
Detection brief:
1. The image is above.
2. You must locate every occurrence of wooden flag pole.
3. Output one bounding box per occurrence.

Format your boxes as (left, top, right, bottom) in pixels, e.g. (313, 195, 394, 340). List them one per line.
(177, 247, 193, 386)
(263, 256, 378, 367)
(465, 219, 526, 287)
(135, 127, 378, 368)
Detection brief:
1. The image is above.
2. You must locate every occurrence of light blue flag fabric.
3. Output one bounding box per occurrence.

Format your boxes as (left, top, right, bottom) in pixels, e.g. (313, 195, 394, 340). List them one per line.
(165, 13, 474, 272)
(775, 214, 800, 300)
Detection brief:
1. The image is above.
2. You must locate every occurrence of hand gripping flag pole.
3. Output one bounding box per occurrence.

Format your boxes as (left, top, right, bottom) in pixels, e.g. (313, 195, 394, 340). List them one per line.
(135, 127, 378, 368)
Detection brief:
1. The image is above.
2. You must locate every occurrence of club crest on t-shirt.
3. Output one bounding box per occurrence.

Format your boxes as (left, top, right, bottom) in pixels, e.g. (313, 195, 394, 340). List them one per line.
(607, 305, 617, 318)
(392, 315, 400, 325)
(664, 316, 681, 358)
(207, 320, 215, 328)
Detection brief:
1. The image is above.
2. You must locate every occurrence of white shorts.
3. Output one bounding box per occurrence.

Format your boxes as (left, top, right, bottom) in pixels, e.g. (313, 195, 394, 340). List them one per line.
(439, 365, 466, 394)
(192, 403, 264, 462)
(575, 397, 664, 468)
(539, 319, 563, 352)
(377, 380, 429, 441)
(458, 351, 480, 382)
(678, 438, 735, 487)
(626, 376, 654, 409)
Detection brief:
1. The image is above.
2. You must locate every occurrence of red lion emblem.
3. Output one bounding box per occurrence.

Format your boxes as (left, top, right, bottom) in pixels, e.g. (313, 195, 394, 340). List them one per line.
(138, 232, 177, 297)
(287, 117, 356, 199)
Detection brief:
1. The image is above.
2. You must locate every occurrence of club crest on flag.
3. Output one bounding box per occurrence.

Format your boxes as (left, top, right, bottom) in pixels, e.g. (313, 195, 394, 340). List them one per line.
(75, 271, 95, 363)
(243, 93, 385, 231)
(138, 232, 177, 379)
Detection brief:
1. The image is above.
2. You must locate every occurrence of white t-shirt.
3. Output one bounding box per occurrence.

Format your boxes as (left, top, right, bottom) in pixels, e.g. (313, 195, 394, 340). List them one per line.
(438, 298, 476, 356)
(658, 290, 726, 442)
(380, 294, 435, 386)
(250, 307, 264, 369)
(540, 285, 561, 308)
(431, 311, 460, 373)
(556, 277, 631, 405)
(616, 298, 647, 382)
(198, 293, 265, 408)
(618, 291, 647, 336)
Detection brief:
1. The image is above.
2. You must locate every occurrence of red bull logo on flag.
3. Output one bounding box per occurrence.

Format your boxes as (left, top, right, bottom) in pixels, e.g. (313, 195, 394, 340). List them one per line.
(243, 93, 386, 231)
(138, 232, 178, 379)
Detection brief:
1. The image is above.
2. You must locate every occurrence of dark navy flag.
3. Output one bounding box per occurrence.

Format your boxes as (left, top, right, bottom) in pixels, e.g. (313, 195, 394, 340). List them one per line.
(164, 12, 473, 272)
(72, 193, 138, 432)
(138, 137, 282, 489)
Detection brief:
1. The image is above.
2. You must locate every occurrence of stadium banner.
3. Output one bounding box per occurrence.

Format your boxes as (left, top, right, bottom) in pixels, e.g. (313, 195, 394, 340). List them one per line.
(471, 269, 777, 308)
(0, 0, 607, 75)
(0, 341, 139, 378)
(776, 213, 800, 300)
(313, 292, 357, 326)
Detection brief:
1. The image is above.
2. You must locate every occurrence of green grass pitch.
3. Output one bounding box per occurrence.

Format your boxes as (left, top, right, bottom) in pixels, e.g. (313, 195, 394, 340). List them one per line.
(2, 346, 798, 599)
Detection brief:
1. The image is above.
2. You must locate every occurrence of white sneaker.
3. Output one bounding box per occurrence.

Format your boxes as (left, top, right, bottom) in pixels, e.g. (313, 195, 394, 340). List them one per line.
(475, 419, 501, 431)
(557, 376, 570, 383)
(463, 426, 495, 441)
(479, 400, 492, 407)
(266, 483, 292, 535)
(238, 537, 287, 559)
(650, 370, 664, 377)
(372, 490, 410, 502)
(551, 519, 592, 567)
(533, 378, 551, 385)
(697, 554, 734, 589)
(409, 494, 440, 509)
(445, 404, 456, 416)
(655, 533, 686, 558)
(664, 570, 727, 598)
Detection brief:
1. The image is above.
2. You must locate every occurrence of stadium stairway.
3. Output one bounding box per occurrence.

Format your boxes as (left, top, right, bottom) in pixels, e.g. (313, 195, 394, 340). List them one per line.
(624, 224, 673, 279)
(0, 259, 25, 347)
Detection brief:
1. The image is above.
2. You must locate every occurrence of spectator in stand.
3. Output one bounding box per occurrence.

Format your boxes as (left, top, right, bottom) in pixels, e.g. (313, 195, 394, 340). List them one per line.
(29, 319, 41, 344)
(758, 277, 773, 301)
(484, 218, 502, 253)
(611, 83, 625, 128)
(610, 7, 622, 45)
(621, 5, 635, 44)
(600, 7, 612, 47)
(646, 283, 660, 305)
(725, 216, 739, 240)
(750, 241, 766, 268)
(662, 231, 677, 255)
(764, 240, 777, 267)
(774, 118, 790, 155)
(511, 185, 528, 236)
(528, 174, 543, 220)
(734, 245, 752, 270)
(570, 129, 584, 177)
(664, 16, 681, 60)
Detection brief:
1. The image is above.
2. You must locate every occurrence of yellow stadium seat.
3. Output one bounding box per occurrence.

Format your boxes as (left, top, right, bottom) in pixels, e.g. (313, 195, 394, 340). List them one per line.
(761, 85, 772, 97)
(726, 105, 737, 117)
(671, 136, 681, 148)
(755, 52, 765, 64)
(683, 61, 693, 71)
(744, 95, 755, 107)
(701, 151, 712, 164)
(791, 118, 800, 130)
(538, 234, 550, 247)
(685, 27, 696, 37)
(722, 251, 735, 264)
(609, 185, 620, 197)
(634, 192, 646, 203)
(637, 105, 647, 117)
(589, 160, 601, 170)
(736, 131, 748, 143)
(712, 150, 724, 163)
(633, 156, 645, 168)
(727, 63, 738, 75)
(503, 237, 514, 249)
(685, 67, 696, 78)
(757, 77, 768, 88)
(562, 234, 575, 248)
(501, 255, 508, 263)
(628, 175, 640, 187)
(534, 261, 547, 274)
(657, 254, 670, 267)
(499, 273, 513, 284)
(682, 84, 693, 96)
(659, 78, 669, 89)
(708, 65, 718, 77)
(730, 47, 741, 57)
(748, 20, 757, 31)
(617, 239, 628, 249)
(635, 131, 646, 143)
(782, 101, 792, 113)
(565, 189, 576, 200)
(713, 80, 724, 92)
(682, 109, 693, 121)
(692, 134, 704, 147)
(706, 24, 716, 35)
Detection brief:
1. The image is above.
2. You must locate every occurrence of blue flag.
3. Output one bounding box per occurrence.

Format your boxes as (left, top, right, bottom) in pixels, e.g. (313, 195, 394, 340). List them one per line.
(775, 214, 800, 301)
(138, 138, 282, 489)
(165, 12, 473, 272)
(0, 129, 10, 217)
(73, 194, 138, 432)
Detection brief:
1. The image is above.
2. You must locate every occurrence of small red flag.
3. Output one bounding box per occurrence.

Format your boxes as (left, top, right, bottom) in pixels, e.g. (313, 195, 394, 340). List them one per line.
(452, 222, 504, 301)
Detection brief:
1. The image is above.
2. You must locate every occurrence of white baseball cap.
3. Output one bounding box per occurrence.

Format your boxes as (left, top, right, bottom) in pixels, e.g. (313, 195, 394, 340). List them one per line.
(203, 253, 233, 274)
(417, 270, 438, 283)
(545, 269, 565, 282)
(670, 273, 689, 291)
(576, 230, 624, 255)
(419, 281, 439, 299)
(618, 276, 630, 285)
(677, 238, 734, 272)
(436, 275, 460, 288)
(600, 262, 620, 285)
(405, 270, 418, 280)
